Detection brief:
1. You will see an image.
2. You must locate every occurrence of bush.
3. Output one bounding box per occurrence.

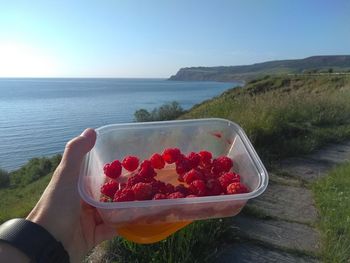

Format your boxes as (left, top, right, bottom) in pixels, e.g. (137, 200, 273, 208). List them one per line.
(134, 101, 186, 122)
(10, 154, 62, 187)
(0, 168, 10, 188)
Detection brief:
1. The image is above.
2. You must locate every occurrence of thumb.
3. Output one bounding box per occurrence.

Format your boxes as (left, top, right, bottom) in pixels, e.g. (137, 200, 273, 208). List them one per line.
(60, 128, 96, 176)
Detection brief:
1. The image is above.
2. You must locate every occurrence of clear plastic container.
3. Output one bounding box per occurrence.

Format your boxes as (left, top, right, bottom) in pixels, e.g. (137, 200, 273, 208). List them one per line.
(78, 118, 268, 243)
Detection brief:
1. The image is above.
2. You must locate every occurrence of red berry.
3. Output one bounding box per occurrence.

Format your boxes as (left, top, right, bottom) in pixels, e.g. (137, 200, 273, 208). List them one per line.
(103, 160, 122, 179)
(198, 167, 216, 180)
(122, 156, 139, 172)
(183, 169, 203, 184)
(100, 181, 119, 198)
(162, 148, 181, 164)
(186, 194, 198, 198)
(151, 180, 167, 194)
(113, 188, 135, 202)
(175, 156, 192, 175)
(187, 152, 201, 168)
(132, 182, 153, 200)
(168, 191, 185, 199)
(178, 173, 185, 182)
(206, 179, 223, 196)
(138, 160, 156, 178)
(226, 182, 249, 194)
(189, 179, 207, 196)
(153, 193, 167, 200)
(175, 184, 190, 195)
(199, 150, 212, 167)
(165, 183, 175, 194)
(126, 174, 143, 188)
(150, 153, 165, 169)
(212, 156, 233, 174)
(219, 172, 240, 190)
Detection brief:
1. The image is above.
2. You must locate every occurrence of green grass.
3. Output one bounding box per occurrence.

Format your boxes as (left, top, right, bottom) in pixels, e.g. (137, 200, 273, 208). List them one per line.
(313, 162, 350, 262)
(182, 75, 350, 164)
(99, 219, 232, 263)
(0, 173, 52, 223)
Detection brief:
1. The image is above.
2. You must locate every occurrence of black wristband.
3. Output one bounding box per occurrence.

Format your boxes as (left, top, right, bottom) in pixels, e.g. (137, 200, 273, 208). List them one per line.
(0, 218, 70, 263)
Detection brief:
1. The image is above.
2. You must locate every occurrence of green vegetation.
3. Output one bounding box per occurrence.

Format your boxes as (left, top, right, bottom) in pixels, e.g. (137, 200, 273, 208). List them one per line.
(313, 162, 350, 262)
(10, 155, 61, 186)
(134, 101, 186, 122)
(0, 174, 52, 223)
(0, 168, 10, 188)
(0, 155, 61, 223)
(182, 75, 350, 163)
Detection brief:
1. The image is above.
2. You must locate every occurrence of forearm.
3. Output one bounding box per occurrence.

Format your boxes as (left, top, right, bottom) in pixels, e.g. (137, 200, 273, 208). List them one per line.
(0, 242, 30, 263)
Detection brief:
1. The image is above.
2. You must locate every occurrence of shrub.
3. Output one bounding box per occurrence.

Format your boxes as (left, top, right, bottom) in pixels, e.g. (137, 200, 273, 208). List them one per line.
(0, 168, 10, 188)
(9, 154, 62, 187)
(134, 101, 185, 122)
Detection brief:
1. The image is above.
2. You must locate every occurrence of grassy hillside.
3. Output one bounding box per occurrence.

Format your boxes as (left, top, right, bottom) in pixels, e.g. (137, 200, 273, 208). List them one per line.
(181, 74, 350, 164)
(169, 55, 350, 82)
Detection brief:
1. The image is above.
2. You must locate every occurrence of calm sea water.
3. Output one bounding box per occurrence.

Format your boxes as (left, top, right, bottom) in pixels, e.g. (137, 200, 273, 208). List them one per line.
(0, 78, 239, 171)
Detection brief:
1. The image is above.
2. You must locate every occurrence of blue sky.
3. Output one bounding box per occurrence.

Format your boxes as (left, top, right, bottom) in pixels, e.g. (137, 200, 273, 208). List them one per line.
(0, 0, 349, 77)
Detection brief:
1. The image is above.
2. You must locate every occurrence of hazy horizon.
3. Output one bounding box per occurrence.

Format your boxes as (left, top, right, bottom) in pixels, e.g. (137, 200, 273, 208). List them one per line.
(1, 0, 349, 78)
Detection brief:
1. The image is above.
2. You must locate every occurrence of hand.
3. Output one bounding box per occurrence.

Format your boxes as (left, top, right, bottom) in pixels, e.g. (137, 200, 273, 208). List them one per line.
(26, 128, 116, 263)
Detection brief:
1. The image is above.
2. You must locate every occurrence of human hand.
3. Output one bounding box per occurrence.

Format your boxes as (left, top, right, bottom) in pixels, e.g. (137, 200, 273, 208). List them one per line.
(26, 128, 116, 263)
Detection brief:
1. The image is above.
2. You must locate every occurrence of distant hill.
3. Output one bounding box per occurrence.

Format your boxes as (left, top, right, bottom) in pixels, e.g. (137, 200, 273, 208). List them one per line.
(169, 55, 350, 82)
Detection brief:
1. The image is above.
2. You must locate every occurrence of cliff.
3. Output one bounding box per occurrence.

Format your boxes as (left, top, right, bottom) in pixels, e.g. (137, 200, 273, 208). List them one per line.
(169, 55, 350, 82)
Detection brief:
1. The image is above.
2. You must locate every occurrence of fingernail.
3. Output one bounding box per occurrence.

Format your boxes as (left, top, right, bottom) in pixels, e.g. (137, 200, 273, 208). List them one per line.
(80, 128, 94, 138)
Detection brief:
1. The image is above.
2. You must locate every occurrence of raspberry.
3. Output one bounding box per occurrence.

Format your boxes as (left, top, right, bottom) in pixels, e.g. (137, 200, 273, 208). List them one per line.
(199, 150, 212, 167)
(168, 191, 185, 199)
(183, 169, 203, 184)
(151, 180, 167, 194)
(100, 181, 119, 198)
(150, 153, 165, 169)
(189, 179, 207, 196)
(212, 156, 233, 174)
(122, 156, 139, 172)
(162, 148, 181, 164)
(113, 188, 135, 202)
(175, 184, 190, 196)
(126, 174, 143, 188)
(132, 182, 153, 200)
(226, 182, 249, 194)
(165, 183, 175, 194)
(138, 160, 156, 178)
(103, 160, 122, 179)
(175, 156, 192, 175)
(178, 173, 185, 182)
(187, 152, 201, 168)
(206, 179, 223, 196)
(153, 193, 167, 200)
(219, 172, 240, 190)
(198, 167, 216, 180)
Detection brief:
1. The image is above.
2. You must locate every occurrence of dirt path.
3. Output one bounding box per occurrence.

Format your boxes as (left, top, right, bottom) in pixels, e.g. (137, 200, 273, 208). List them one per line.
(216, 142, 350, 262)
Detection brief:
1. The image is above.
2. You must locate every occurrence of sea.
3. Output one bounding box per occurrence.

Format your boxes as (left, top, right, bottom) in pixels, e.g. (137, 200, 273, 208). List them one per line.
(0, 78, 239, 171)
